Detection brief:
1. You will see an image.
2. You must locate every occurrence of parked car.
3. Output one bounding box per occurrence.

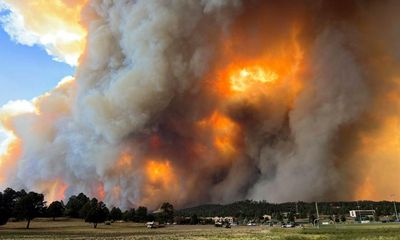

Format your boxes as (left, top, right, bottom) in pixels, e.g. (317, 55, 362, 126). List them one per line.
(146, 222, 165, 229)
(281, 222, 295, 228)
(215, 221, 231, 228)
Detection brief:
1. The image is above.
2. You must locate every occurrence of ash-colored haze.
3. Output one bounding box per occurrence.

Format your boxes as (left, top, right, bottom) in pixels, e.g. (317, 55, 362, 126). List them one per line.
(0, 0, 400, 209)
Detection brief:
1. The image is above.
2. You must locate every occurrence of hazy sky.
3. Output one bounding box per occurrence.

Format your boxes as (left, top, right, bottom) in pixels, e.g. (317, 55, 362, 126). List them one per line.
(0, 10, 74, 106)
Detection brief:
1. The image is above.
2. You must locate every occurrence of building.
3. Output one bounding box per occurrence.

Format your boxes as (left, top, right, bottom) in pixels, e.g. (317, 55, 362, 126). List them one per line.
(349, 210, 375, 219)
(212, 216, 235, 224)
(263, 214, 272, 221)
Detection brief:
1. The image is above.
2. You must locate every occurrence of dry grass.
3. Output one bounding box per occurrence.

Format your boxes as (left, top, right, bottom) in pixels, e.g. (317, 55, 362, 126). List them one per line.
(0, 219, 282, 240)
(1, 219, 400, 239)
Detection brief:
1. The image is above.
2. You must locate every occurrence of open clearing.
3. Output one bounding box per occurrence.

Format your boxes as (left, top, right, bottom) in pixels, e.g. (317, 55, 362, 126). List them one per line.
(1, 219, 400, 239)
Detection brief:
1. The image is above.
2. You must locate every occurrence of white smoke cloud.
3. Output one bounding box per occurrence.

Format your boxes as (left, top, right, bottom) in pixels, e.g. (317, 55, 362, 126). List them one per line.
(0, 129, 11, 155)
(0, 0, 86, 66)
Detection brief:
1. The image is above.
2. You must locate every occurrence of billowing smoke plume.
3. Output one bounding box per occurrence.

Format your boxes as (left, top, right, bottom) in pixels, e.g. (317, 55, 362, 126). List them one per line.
(0, 0, 87, 65)
(1, 0, 400, 209)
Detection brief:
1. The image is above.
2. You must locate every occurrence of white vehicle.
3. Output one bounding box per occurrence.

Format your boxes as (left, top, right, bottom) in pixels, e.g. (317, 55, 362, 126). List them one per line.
(281, 223, 295, 228)
(146, 221, 156, 228)
(146, 221, 165, 229)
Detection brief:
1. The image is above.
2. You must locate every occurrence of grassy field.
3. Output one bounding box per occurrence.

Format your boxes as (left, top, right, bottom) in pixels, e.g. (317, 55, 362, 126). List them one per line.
(1, 219, 400, 239)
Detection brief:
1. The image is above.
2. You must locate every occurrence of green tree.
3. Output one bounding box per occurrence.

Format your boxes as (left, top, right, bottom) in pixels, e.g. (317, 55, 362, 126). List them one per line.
(288, 212, 295, 222)
(147, 213, 155, 222)
(276, 212, 283, 222)
(309, 214, 316, 224)
(160, 202, 174, 223)
(84, 198, 109, 228)
(0, 188, 17, 226)
(122, 208, 135, 222)
(190, 214, 199, 225)
(65, 193, 89, 218)
(14, 191, 45, 229)
(47, 201, 65, 221)
(110, 207, 122, 221)
(0, 192, 8, 225)
(79, 201, 92, 219)
(136, 206, 147, 222)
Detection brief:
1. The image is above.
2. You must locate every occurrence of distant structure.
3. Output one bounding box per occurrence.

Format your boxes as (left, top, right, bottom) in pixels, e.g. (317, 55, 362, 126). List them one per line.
(349, 210, 375, 220)
(263, 214, 271, 221)
(212, 216, 234, 224)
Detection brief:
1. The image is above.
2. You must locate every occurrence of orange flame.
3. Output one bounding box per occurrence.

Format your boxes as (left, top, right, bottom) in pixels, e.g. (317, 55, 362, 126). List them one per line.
(96, 184, 105, 200)
(0, 137, 22, 184)
(146, 160, 174, 185)
(212, 25, 304, 109)
(351, 117, 400, 200)
(230, 66, 278, 92)
(38, 179, 68, 203)
(197, 111, 241, 159)
(141, 159, 179, 206)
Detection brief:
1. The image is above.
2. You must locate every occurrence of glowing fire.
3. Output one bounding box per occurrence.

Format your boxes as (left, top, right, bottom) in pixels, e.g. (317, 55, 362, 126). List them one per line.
(0, 137, 21, 184)
(210, 112, 239, 157)
(141, 159, 180, 206)
(38, 180, 68, 203)
(230, 66, 278, 92)
(146, 160, 175, 185)
(197, 111, 241, 159)
(96, 184, 106, 200)
(352, 117, 400, 200)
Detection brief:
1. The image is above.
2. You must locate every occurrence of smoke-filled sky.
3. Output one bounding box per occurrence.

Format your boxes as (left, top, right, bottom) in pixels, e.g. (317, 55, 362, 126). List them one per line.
(0, 0, 400, 210)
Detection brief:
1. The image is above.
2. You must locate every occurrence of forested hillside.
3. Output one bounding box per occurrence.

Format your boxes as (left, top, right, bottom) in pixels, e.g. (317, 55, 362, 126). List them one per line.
(176, 200, 399, 218)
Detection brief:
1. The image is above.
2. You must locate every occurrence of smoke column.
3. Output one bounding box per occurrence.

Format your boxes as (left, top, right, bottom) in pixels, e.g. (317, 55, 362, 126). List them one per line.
(0, 0, 399, 209)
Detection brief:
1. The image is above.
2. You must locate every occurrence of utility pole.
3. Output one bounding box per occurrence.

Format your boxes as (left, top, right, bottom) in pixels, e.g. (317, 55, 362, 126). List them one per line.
(391, 194, 399, 221)
(315, 202, 320, 228)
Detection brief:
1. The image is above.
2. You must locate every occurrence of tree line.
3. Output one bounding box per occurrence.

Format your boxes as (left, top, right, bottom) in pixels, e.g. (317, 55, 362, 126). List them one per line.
(2, 187, 399, 228)
(0, 188, 174, 229)
(176, 200, 400, 220)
